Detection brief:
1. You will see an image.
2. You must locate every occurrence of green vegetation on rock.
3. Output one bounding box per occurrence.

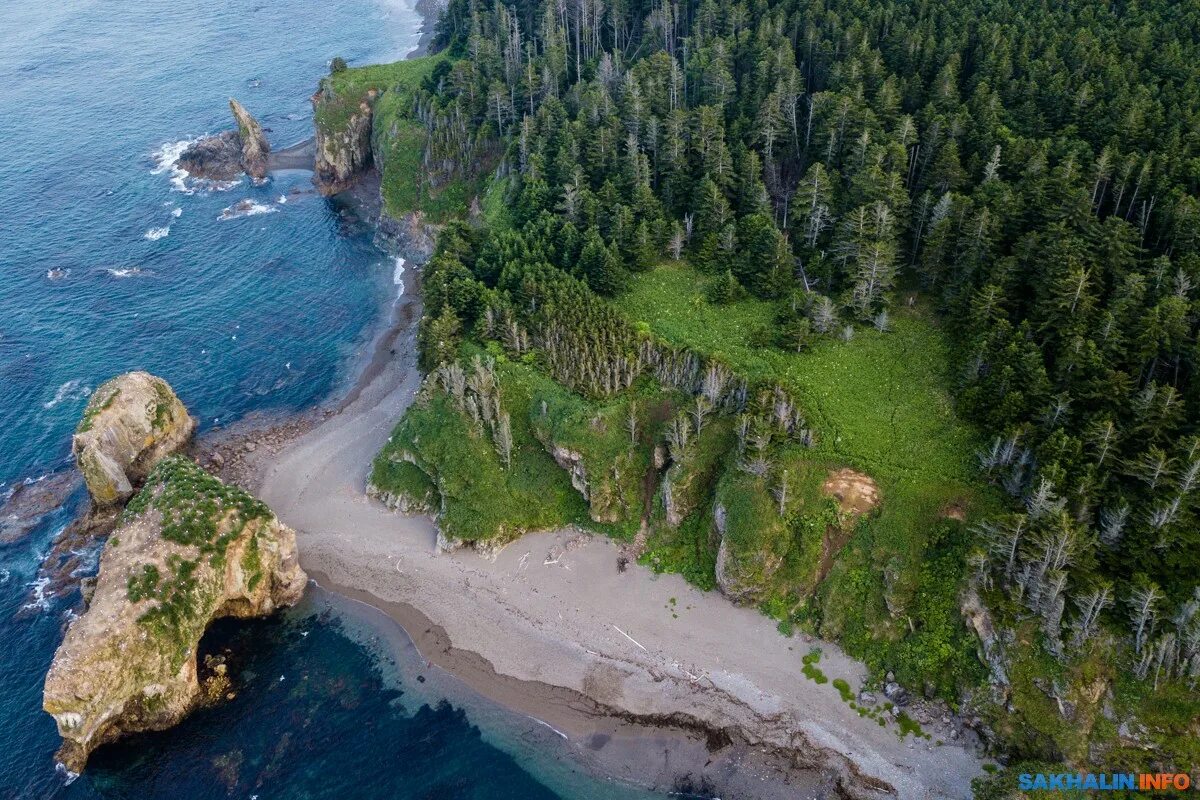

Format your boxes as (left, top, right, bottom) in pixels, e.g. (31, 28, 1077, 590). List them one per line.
(121, 456, 273, 654)
(371, 352, 588, 546)
(123, 456, 270, 561)
(315, 53, 493, 221)
(76, 384, 120, 435)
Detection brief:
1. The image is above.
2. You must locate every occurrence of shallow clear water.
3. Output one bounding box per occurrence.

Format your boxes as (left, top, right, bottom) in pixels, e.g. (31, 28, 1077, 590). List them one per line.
(0, 2, 664, 797)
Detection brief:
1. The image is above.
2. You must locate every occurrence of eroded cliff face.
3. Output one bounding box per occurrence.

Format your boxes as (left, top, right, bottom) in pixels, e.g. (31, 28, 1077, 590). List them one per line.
(375, 209, 437, 264)
(712, 498, 787, 603)
(312, 81, 378, 195)
(713, 467, 879, 604)
(43, 456, 306, 772)
(72, 372, 195, 507)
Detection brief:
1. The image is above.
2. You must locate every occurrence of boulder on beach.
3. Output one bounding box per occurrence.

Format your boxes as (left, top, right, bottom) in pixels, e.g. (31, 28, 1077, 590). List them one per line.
(72, 372, 195, 507)
(177, 98, 271, 181)
(43, 456, 307, 772)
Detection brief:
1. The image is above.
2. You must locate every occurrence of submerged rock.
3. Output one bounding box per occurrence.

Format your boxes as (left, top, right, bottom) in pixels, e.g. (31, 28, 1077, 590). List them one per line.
(178, 98, 271, 181)
(72, 372, 195, 507)
(43, 456, 306, 772)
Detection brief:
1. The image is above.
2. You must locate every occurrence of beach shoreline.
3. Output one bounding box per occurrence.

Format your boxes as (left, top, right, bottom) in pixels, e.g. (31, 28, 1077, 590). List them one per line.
(194, 245, 990, 800)
(309, 570, 837, 799)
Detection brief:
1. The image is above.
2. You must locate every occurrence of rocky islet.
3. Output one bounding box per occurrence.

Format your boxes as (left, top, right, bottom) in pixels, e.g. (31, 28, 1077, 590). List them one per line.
(44, 375, 306, 772)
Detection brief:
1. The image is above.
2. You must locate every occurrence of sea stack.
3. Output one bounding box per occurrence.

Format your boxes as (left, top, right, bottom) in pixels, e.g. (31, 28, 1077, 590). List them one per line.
(72, 372, 196, 507)
(44, 456, 306, 772)
(177, 98, 271, 181)
(229, 98, 270, 178)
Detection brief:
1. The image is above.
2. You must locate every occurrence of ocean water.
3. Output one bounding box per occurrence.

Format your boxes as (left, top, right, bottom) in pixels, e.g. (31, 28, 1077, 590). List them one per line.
(0, 2, 662, 798)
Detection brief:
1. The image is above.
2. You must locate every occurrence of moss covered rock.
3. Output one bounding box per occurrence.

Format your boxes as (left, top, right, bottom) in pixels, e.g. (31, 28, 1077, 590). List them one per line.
(43, 457, 306, 771)
(72, 372, 196, 507)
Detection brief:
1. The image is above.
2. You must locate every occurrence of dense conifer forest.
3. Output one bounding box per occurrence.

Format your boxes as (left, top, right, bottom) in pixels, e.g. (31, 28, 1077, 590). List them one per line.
(326, 0, 1200, 784)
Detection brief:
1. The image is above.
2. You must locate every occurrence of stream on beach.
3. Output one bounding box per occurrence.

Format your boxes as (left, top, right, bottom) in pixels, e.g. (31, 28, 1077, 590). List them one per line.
(0, 1, 673, 797)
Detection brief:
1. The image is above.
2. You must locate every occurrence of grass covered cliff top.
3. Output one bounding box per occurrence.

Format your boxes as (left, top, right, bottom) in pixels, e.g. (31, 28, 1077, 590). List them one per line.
(313, 54, 443, 139)
(315, 53, 491, 221)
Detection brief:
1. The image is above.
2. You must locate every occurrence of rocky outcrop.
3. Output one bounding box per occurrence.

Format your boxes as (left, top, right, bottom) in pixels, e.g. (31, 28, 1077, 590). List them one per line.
(961, 585, 1009, 689)
(229, 99, 270, 178)
(72, 372, 195, 507)
(177, 99, 270, 181)
(311, 81, 377, 195)
(548, 445, 591, 502)
(177, 131, 244, 181)
(375, 210, 437, 264)
(43, 456, 306, 772)
(366, 452, 436, 514)
(712, 502, 778, 603)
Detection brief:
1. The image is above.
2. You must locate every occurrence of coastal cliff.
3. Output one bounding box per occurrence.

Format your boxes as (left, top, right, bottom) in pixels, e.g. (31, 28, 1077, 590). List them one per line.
(72, 372, 195, 507)
(312, 80, 377, 195)
(44, 456, 306, 772)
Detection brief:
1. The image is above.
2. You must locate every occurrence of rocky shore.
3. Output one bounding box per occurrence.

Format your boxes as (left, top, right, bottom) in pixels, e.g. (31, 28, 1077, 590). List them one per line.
(177, 99, 271, 181)
(42, 374, 306, 772)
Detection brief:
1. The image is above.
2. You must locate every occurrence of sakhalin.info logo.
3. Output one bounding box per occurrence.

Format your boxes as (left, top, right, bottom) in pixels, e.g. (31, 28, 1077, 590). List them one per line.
(1018, 773, 1193, 792)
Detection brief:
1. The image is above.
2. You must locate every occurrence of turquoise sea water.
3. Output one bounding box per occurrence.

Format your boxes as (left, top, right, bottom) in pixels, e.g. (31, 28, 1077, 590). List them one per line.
(0, 3, 667, 797)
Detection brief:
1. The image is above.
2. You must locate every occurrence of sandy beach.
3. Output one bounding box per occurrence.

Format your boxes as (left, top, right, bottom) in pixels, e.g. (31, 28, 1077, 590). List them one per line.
(194, 268, 993, 799)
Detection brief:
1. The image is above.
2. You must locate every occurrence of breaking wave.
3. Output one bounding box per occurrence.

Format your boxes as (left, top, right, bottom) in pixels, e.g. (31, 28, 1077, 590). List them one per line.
(43, 379, 91, 410)
(219, 199, 278, 221)
(105, 267, 153, 278)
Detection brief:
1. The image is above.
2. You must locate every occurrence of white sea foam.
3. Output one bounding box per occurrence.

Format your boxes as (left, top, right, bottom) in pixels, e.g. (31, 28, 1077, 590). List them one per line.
(23, 575, 52, 612)
(55, 763, 79, 786)
(393, 256, 407, 298)
(219, 199, 278, 221)
(150, 138, 196, 193)
(529, 716, 569, 740)
(151, 138, 241, 193)
(171, 206, 183, 218)
(277, 194, 288, 204)
(43, 379, 91, 410)
(144, 226, 170, 241)
(105, 267, 152, 278)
